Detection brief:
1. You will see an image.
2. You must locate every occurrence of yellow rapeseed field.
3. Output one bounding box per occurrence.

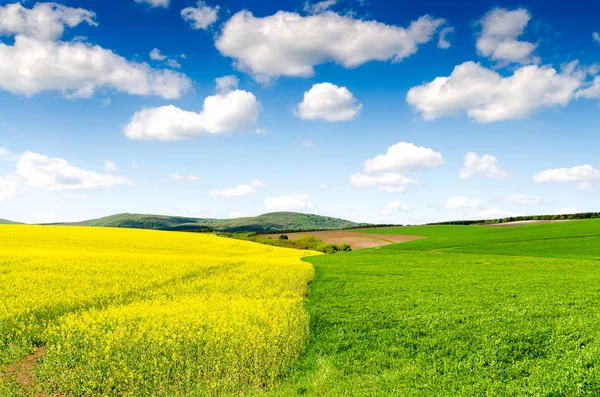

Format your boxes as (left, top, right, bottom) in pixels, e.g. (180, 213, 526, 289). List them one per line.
(0, 225, 316, 396)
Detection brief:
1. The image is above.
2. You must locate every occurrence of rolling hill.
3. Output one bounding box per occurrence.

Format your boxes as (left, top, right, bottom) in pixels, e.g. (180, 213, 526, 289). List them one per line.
(62, 212, 368, 233)
(0, 219, 18, 224)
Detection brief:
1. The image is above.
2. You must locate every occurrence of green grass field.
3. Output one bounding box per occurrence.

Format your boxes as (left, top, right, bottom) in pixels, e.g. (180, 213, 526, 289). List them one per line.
(264, 220, 600, 396)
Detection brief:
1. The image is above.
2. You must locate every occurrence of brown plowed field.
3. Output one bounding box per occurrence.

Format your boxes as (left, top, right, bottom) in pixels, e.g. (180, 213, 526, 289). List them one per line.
(264, 230, 424, 250)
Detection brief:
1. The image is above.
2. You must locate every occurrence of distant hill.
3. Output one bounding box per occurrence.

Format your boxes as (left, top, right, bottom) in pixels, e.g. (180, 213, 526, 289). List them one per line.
(63, 212, 368, 233)
(0, 219, 18, 224)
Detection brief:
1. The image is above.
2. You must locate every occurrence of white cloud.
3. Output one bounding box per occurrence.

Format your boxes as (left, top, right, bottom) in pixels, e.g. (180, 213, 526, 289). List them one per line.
(305, 0, 337, 14)
(150, 48, 182, 69)
(385, 201, 411, 211)
(170, 173, 200, 181)
(437, 27, 453, 49)
(349, 172, 419, 193)
(504, 194, 542, 205)
(264, 194, 314, 212)
(250, 179, 266, 187)
(555, 207, 580, 215)
(594, 32, 600, 45)
(295, 83, 362, 121)
(131, 161, 139, 169)
(364, 142, 443, 174)
(577, 182, 593, 191)
(0, 147, 11, 158)
(150, 48, 167, 61)
(210, 184, 256, 197)
(302, 140, 316, 148)
(104, 160, 118, 173)
(479, 208, 521, 219)
(216, 11, 445, 82)
(0, 3, 191, 99)
(0, 2, 97, 41)
(124, 77, 260, 141)
(380, 201, 411, 216)
(319, 183, 328, 189)
(575, 75, 600, 99)
(459, 152, 511, 179)
(0, 175, 18, 200)
(476, 8, 537, 64)
(181, 1, 219, 30)
(166, 59, 181, 69)
(135, 0, 169, 8)
(407, 61, 582, 122)
(15, 151, 131, 191)
(215, 75, 239, 94)
(444, 196, 482, 209)
(533, 165, 600, 185)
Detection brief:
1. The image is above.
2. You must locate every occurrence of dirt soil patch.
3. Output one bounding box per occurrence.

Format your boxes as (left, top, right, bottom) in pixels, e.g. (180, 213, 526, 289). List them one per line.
(265, 230, 424, 250)
(485, 220, 572, 227)
(0, 347, 67, 397)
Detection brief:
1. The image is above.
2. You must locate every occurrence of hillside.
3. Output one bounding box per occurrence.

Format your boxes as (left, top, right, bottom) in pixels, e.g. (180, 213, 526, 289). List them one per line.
(64, 212, 367, 233)
(0, 219, 18, 224)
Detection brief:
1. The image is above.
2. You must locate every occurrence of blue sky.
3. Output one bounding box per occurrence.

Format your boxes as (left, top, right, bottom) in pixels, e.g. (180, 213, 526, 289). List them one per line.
(0, 0, 599, 224)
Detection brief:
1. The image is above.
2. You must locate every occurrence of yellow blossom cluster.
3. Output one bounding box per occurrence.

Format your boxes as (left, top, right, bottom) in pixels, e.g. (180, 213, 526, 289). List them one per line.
(0, 225, 316, 396)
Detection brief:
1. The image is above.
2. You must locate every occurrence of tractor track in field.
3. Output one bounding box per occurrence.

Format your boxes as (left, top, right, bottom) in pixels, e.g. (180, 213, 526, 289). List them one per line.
(0, 346, 68, 397)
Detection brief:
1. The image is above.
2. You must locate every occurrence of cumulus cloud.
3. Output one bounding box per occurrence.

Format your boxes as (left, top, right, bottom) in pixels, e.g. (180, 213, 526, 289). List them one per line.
(305, 0, 337, 14)
(0, 3, 191, 99)
(209, 179, 264, 197)
(407, 61, 582, 122)
(0, 2, 96, 41)
(15, 151, 131, 191)
(459, 152, 511, 179)
(575, 75, 600, 99)
(0, 176, 18, 200)
(437, 27, 453, 49)
(594, 32, 600, 45)
(504, 194, 542, 205)
(124, 76, 260, 141)
(181, 1, 219, 30)
(349, 172, 419, 193)
(210, 184, 256, 197)
(150, 48, 167, 61)
(476, 8, 537, 64)
(215, 11, 445, 82)
(380, 201, 411, 216)
(215, 75, 239, 94)
(149, 49, 182, 69)
(533, 165, 600, 188)
(135, 0, 169, 8)
(444, 196, 482, 209)
(104, 160, 118, 173)
(295, 83, 362, 121)
(170, 173, 200, 181)
(264, 194, 314, 212)
(363, 142, 443, 174)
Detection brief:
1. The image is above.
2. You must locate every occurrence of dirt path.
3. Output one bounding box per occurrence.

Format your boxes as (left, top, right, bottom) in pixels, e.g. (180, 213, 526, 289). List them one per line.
(1, 347, 66, 397)
(265, 230, 424, 250)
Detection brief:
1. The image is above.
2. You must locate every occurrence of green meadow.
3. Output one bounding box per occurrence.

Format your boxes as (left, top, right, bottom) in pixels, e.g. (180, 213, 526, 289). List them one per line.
(266, 219, 600, 396)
